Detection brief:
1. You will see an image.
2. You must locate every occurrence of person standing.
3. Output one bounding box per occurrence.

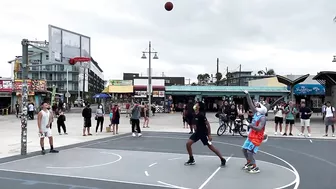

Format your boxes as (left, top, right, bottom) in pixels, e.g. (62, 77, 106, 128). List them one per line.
(37, 101, 59, 155)
(323, 101, 335, 137)
(112, 104, 120, 134)
(298, 102, 312, 137)
(184, 102, 226, 166)
(82, 103, 92, 136)
(130, 102, 142, 137)
(28, 103, 34, 120)
(95, 104, 105, 133)
(143, 104, 149, 128)
(273, 103, 284, 135)
(185, 99, 195, 134)
(283, 101, 297, 136)
(57, 110, 67, 135)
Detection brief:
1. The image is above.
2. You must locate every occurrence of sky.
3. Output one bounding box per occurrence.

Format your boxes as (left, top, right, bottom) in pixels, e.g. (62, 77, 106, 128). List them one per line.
(1, 0, 336, 83)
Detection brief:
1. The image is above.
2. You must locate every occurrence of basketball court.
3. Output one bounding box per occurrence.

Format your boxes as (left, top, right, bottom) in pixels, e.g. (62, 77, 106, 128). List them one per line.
(0, 131, 335, 189)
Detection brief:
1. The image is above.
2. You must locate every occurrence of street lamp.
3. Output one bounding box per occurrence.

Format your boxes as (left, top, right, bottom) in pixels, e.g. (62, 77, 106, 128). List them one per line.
(141, 41, 159, 116)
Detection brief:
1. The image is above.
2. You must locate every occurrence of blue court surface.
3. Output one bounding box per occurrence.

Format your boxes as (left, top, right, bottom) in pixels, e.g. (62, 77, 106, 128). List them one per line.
(0, 132, 335, 189)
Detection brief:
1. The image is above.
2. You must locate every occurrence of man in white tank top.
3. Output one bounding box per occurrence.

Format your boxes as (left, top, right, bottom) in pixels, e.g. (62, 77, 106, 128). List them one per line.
(37, 101, 59, 155)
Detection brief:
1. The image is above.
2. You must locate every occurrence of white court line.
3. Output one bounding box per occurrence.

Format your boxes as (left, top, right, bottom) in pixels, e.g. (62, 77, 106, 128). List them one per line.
(46, 152, 122, 169)
(142, 135, 301, 189)
(144, 171, 149, 176)
(168, 157, 183, 161)
(157, 181, 191, 189)
(197, 155, 232, 189)
(309, 139, 313, 143)
(0, 135, 131, 166)
(0, 168, 175, 189)
(149, 162, 157, 167)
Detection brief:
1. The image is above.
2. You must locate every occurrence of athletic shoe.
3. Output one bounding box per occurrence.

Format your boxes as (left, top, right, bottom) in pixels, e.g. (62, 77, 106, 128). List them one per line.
(307, 133, 311, 137)
(138, 133, 142, 137)
(132, 133, 136, 137)
(333, 134, 335, 137)
(50, 149, 59, 153)
(242, 163, 253, 170)
(247, 166, 260, 173)
(41, 150, 46, 155)
(221, 158, 226, 166)
(184, 159, 195, 166)
(298, 133, 303, 136)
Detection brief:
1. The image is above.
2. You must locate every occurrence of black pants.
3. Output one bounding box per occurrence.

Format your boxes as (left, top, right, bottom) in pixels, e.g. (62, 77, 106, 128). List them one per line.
(131, 119, 141, 133)
(57, 122, 66, 133)
(96, 117, 104, 132)
(28, 111, 34, 119)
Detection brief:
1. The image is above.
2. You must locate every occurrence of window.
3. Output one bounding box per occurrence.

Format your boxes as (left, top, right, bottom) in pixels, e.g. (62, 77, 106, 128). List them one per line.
(165, 79, 170, 84)
(46, 55, 49, 60)
(32, 73, 39, 79)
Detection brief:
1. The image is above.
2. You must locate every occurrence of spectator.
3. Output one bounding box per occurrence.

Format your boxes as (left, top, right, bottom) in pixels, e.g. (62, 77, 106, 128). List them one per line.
(283, 101, 297, 136)
(323, 101, 335, 137)
(95, 104, 105, 133)
(298, 102, 312, 137)
(130, 102, 142, 137)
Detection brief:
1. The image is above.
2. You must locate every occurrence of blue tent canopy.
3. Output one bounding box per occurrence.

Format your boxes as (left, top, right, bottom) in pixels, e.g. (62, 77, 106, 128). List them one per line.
(291, 84, 325, 95)
(92, 93, 111, 98)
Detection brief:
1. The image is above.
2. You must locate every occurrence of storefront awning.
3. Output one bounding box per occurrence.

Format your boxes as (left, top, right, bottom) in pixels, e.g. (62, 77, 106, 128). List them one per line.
(108, 86, 133, 93)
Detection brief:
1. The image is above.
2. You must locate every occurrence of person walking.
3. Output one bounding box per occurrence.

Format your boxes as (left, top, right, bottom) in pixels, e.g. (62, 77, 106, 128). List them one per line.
(82, 103, 92, 136)
(95, 104, 105, 133)
(143, 104, 149, 128)
(112, 104, 120, 135)
(130, 102, 142, 137)
(57, 110, 67, 135)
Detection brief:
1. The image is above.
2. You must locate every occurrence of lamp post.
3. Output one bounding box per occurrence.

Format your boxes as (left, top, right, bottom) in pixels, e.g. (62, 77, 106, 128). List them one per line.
(141, 41, 159, 116)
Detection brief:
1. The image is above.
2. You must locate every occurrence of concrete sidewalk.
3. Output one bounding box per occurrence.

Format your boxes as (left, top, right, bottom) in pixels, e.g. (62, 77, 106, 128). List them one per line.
(0, 112, 333, 158)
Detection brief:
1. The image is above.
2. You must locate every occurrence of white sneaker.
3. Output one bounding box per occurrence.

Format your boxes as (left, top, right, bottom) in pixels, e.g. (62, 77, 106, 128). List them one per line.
(138, 133, 142, 137)
(132, 133, 136, 137)
(298, 133, 303, 136)
(274, 132, 277, 135)
(333, 134, 335, 137)
(307, 133, 311, 137)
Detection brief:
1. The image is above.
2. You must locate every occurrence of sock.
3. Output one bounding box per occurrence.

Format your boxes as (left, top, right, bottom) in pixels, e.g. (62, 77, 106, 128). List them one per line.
(41, 147, 45, 151)
(50, 145, 54, 150)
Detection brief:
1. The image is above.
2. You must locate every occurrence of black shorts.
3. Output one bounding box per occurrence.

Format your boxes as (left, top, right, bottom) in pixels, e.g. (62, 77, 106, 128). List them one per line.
(275, 117, 283, 124)
(189, 132, 211, 146)
(285, 119, 295, 125)
(84, 118, 91, 127)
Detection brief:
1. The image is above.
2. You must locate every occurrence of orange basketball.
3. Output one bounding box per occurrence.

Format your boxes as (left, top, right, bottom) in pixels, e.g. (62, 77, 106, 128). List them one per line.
(165, 2, 173, 11)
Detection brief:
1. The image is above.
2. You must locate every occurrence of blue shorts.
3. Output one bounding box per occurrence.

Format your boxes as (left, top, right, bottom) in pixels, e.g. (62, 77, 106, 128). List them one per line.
(242, 138, 259, 154)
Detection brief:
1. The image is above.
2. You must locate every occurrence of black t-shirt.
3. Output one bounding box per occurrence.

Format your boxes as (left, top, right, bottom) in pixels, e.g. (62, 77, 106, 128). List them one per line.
(186, 102, 194, 116)
(193, 113, 208, 134)
(300, 107, 312, 119)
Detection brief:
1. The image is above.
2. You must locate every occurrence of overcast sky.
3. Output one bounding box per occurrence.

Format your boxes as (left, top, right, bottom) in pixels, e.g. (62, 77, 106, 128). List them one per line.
(1, 0, 336, 82)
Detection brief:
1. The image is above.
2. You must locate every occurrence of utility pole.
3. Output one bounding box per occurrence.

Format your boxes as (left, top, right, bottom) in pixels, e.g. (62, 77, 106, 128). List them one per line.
(226, 66, 229, 86)
(239, 64, 242, 86)
(216, 58, 219, 86)
(186, 78, 191, 85)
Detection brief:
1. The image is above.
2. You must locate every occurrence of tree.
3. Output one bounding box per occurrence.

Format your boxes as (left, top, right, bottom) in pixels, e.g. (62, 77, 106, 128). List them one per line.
(197, 74, 204, 84)
(257, 68, 276, 76)
(191, 82, 197, 86)
(215, 72, 223, 85)
(203, 73, 210, 83)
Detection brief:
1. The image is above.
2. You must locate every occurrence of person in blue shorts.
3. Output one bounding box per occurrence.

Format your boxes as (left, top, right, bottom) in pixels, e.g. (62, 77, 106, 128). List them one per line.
(242, 90, 268, 173)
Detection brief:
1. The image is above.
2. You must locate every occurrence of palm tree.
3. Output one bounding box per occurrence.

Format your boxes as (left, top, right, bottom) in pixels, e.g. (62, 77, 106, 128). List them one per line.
(203, 73, 210, 84)
(197, 74, 204, 84)
(215, 72, 223, 85)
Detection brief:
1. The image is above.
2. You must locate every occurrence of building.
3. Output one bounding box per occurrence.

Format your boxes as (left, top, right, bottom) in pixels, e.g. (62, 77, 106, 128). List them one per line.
(8, 44, 104, 101)
(249, 75, 325, 111)
(0, 77, 12, 112)
(220, 71, 274, 86)
(123, 73, 185, 86)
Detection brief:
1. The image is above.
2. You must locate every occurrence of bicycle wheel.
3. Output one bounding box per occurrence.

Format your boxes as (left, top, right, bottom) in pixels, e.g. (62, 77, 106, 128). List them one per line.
(217, 123, 227, 136)
(238, 124, 249, 138)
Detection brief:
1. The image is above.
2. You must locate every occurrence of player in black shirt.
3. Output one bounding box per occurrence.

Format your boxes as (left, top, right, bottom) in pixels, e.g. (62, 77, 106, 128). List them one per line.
(185, 103, 227, 166)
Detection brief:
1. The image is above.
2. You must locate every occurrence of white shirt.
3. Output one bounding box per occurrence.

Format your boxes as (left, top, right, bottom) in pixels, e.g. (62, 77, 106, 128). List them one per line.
(274, 106, 283, 117)
(28, 104, 34, 111)
(325, 107, 335, 118)
(40, 110, 50, 131)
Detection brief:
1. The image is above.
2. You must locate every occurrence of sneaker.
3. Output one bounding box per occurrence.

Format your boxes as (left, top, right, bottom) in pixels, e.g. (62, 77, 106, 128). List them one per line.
(323, 134, 328, 137)
(221, 158, 226, 166)
(138, 133, 142, 137)
(274, 132, 277, 135)
(247, 166, 260, 173)
(242, 163, 253, 170)
(289, 133, 293, 136)
(307, 133, 311, 137)
(132, 133, 136, 137)
(50, 149, 59, 153)
(283, 133, 287, 136)
(41, 150, 46, 155)
(333, 134, 335, 137)
(298, 133, 303, 136)
(184, 159, 195, 166)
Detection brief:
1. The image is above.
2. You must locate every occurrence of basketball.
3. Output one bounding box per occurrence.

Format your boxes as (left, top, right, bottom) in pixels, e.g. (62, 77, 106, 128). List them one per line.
(165, 2, 173, 11)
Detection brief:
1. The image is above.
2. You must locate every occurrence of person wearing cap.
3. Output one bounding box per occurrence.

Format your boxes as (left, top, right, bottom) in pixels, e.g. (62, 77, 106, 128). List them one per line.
(241, 90, 268, 174)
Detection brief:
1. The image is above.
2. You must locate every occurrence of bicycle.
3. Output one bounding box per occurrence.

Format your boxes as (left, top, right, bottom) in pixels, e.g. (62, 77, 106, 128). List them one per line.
(216, 114, 249, 137)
